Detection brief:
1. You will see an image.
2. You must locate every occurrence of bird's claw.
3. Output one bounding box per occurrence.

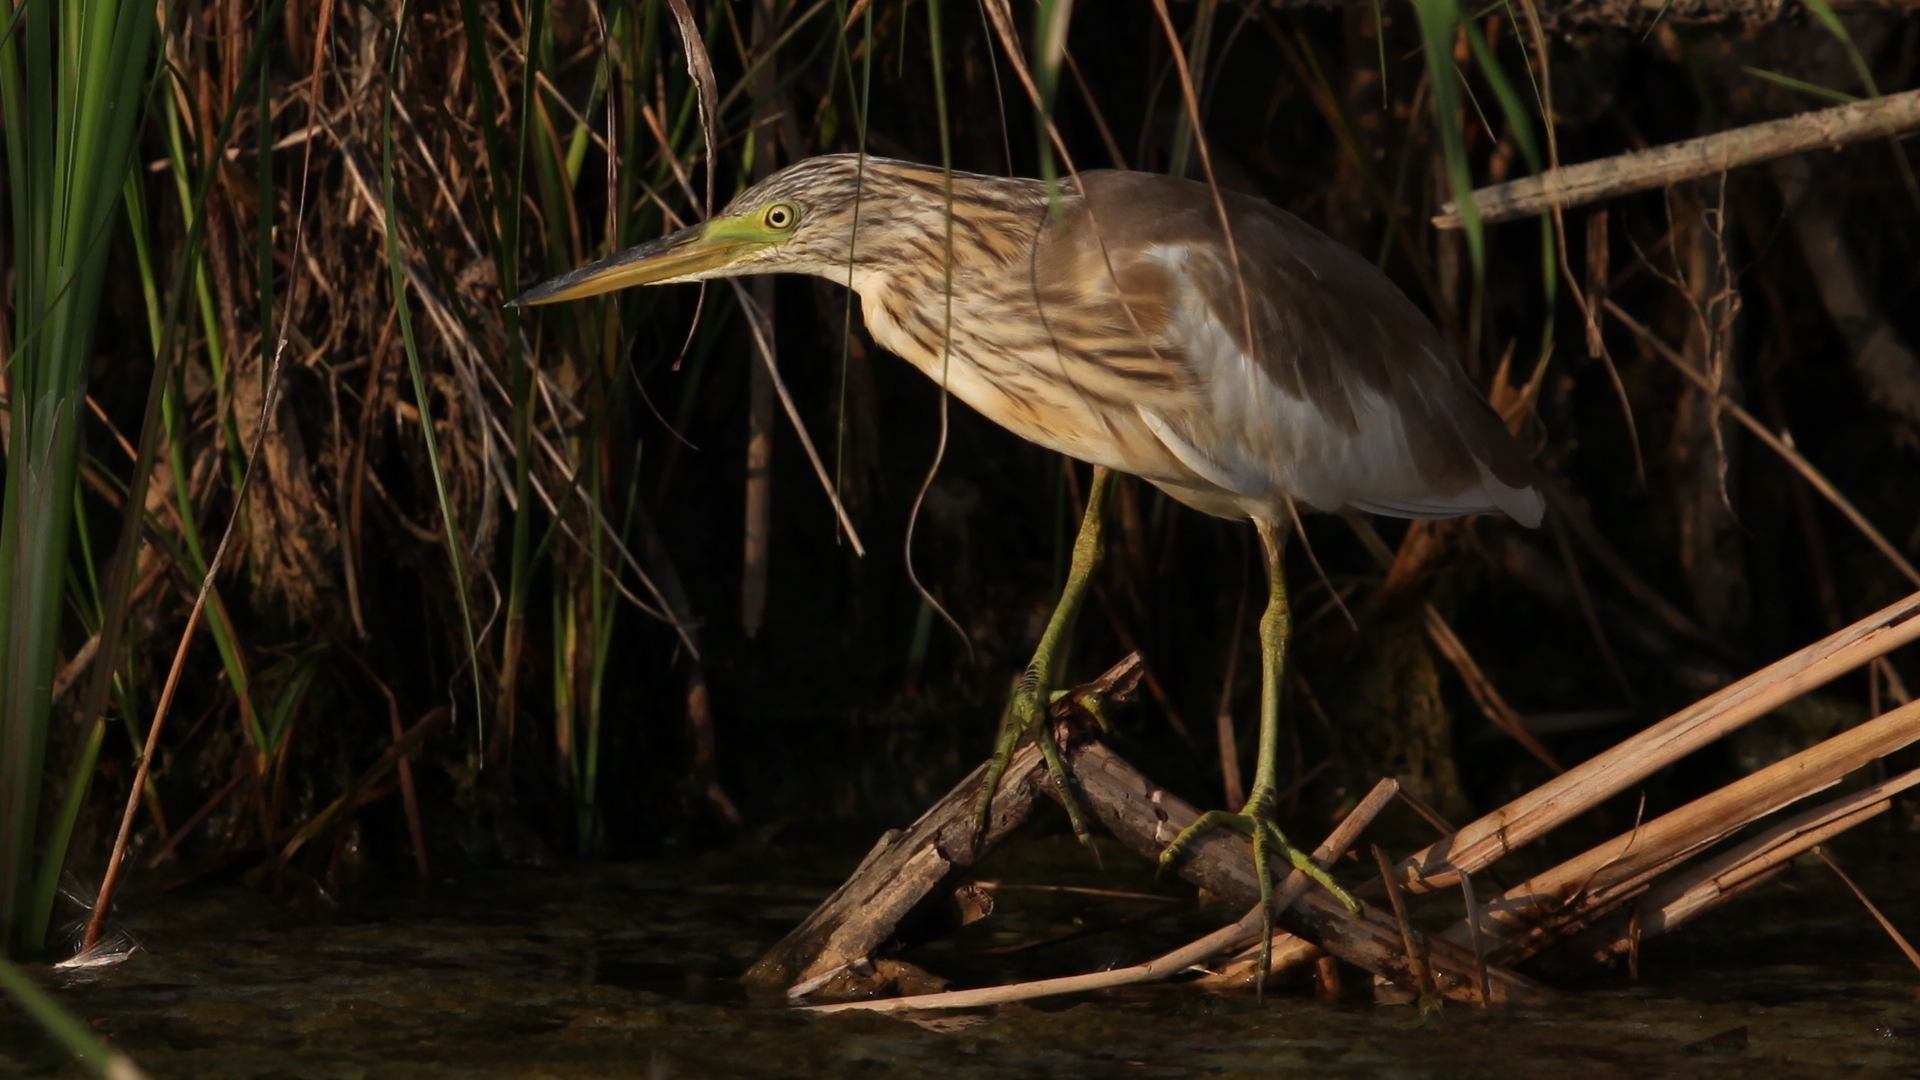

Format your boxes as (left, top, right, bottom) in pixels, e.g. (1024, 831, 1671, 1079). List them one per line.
(1157, 798, 1357, 999)
(970, 678, 1098, 853)
(1158, 805, 1357, 911)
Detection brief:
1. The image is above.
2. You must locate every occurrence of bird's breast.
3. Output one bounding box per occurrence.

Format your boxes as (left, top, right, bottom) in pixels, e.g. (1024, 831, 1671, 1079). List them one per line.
(855, 281, 1193, 481)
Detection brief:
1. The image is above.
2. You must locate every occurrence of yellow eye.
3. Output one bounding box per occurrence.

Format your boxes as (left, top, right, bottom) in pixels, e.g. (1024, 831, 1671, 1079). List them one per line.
(764, 202, 797, 230)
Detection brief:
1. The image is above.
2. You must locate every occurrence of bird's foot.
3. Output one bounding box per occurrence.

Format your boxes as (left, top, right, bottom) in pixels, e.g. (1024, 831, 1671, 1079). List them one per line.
(1157, 792, 1359, 998)
(969, 677, 1105, 853)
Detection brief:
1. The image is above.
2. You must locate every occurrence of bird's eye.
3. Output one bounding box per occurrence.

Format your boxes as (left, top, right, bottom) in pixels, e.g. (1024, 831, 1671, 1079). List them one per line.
(764, 203, 796, 230)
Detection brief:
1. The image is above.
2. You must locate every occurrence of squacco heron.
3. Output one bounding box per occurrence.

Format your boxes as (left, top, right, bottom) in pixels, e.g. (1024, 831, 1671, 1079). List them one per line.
(513, 155, 1544, 971)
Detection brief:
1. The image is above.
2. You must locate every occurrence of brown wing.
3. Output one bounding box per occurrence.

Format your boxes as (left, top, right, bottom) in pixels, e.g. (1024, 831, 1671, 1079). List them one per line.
(1071, 170, 1542, 525)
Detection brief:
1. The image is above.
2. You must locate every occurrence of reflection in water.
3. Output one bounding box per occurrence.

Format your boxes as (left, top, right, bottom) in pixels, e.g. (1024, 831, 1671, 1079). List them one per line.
(6, 834, 1920, 1078)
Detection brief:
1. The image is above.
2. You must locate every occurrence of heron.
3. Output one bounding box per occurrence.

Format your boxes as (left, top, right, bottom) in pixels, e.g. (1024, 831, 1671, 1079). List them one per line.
(511, 154, 1544, 976)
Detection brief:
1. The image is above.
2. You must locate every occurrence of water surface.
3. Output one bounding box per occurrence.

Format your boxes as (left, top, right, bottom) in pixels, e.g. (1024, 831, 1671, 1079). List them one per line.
(6, 834, 1919, 1078)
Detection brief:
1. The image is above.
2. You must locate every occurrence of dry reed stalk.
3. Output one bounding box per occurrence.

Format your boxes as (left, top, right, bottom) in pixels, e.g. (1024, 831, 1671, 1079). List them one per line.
(1225, 589, 1920, 985)
(1344, 513, 1564, 770)
(804, 778, 1401, 1014)
(347, 653, 430, 883)
(742, 0, 779, 638)
(1434, 89, 1920, 227)
(1546, 767, 1920, 972)
(83, 345, 289, 951)
(1392, 589, 1920, 899)
(1541, 483, 1729, 658)
(276, 706, 451, 865)
(1454, 696, 1920, 964)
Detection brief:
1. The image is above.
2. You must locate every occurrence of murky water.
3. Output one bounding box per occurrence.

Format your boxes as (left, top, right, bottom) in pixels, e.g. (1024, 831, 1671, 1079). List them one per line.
(7, 832, 1920, 1078)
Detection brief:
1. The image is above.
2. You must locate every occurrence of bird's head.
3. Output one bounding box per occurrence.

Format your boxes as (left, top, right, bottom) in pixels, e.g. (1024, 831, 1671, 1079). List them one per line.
(508, 155, 895, 308)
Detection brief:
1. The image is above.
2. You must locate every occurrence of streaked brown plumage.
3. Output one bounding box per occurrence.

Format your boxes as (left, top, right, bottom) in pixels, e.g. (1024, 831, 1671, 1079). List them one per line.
(525, 156, 1540, 527)
(513, 154, 1544, 973)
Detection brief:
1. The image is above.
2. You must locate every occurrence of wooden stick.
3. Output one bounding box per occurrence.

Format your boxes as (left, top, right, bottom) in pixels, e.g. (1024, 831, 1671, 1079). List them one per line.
(1457, 697, 1920, 964)
(1434, 89, 1920, 228)
(805, 778, 1403, 1014)
(1609, 300, 1920, 590)
(1543, 770, 1920, 974)
(1391, 589, 1920, 901)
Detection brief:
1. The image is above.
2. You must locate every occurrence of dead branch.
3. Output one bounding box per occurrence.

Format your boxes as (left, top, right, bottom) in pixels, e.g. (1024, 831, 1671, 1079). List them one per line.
(743, 655, 1146, 992)
(1055, 741, 1549, 1002)
(804, 778, 1402, 1014)
(757, 647, 1546, 1004)
(744, 741, 1048, 993)
(1435, 90, 1920, 229)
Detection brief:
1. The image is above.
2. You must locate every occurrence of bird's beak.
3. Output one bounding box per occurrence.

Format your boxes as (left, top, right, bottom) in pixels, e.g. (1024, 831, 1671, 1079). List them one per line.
(507, 218, 769, 307)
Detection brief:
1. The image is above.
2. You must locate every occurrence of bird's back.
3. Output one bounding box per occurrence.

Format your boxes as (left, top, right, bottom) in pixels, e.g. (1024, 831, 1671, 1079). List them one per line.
(1050, 170, 1542, 526)
(847, 162, 1541, 528)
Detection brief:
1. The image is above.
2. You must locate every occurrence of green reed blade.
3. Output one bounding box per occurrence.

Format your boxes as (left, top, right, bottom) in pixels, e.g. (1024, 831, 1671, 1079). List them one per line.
(1464, 18, 1556, 345)
(0, 0, 157, 958)
(1412, 0, 1482, 280)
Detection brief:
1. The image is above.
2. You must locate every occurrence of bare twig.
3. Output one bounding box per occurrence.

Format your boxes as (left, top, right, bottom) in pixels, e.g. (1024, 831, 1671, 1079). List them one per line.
(1814, 846, 1920, 976)
(1435, 89, 1920, 228)
(1423, 604, 1564, 773)
(1607, 300, 1920, 590)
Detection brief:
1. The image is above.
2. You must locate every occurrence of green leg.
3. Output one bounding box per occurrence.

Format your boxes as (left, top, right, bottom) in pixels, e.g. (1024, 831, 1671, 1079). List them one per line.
(971, 466, 1112, 848)
(1159, 516, 1359, 996)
